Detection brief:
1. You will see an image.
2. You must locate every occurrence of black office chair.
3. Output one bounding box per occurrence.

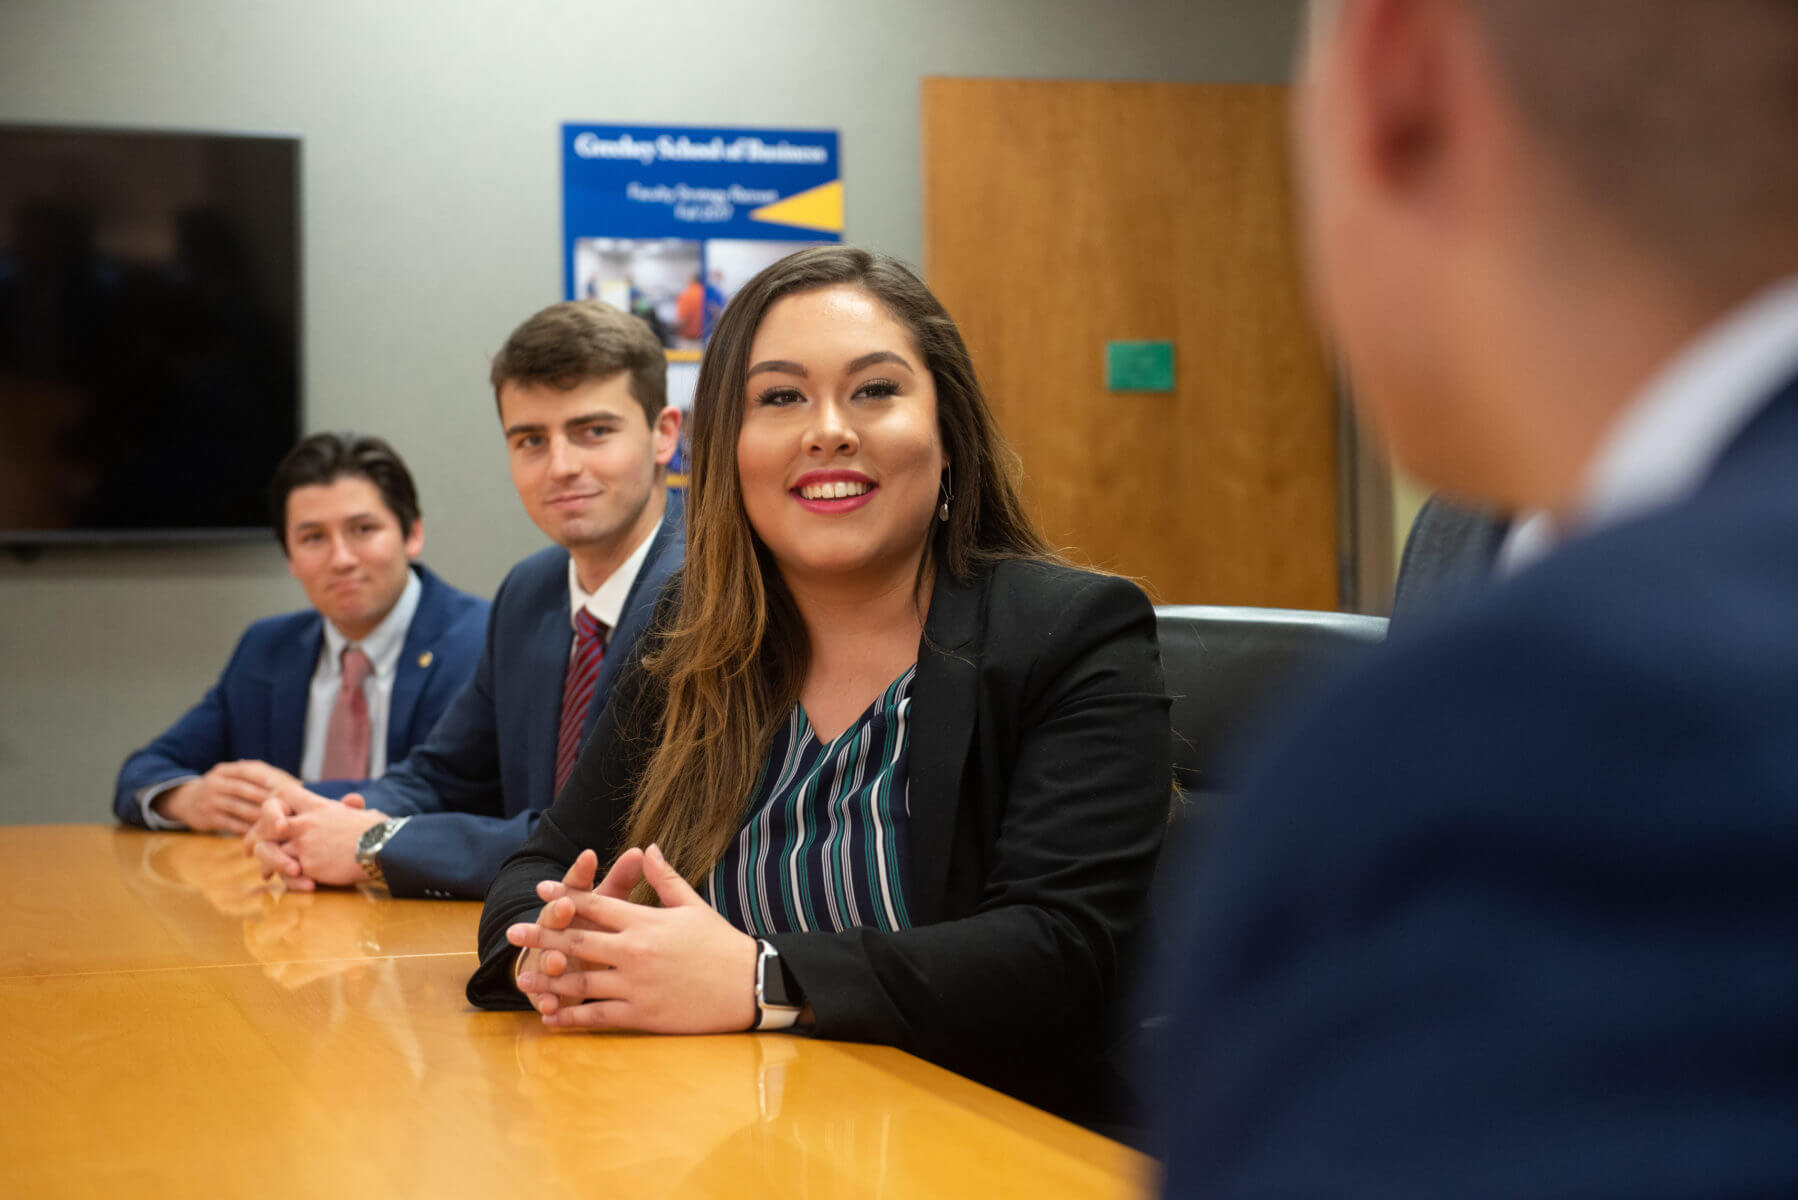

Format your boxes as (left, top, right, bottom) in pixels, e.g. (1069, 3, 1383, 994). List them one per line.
(1156, 603, 1388, 809)
(1153, 603, 1389, 903)
(1105, 604, 1389, 1142)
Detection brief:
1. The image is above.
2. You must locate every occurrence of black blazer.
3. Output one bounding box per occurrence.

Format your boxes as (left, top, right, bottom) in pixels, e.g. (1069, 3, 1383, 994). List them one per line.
(467, 557, 1172, 1121)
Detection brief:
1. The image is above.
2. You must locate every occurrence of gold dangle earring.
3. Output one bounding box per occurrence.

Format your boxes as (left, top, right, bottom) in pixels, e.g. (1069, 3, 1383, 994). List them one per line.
(937, 464, 953, 523)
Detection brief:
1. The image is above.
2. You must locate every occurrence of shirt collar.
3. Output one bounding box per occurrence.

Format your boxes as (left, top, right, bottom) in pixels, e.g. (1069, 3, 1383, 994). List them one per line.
(567, 516, 660, 632)
(1500, 274, 1798, 576)
(321, 567, 422, 677)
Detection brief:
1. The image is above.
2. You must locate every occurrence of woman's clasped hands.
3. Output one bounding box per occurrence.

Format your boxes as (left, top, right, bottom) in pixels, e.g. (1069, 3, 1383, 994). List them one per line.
(508, 844, 760, 1034)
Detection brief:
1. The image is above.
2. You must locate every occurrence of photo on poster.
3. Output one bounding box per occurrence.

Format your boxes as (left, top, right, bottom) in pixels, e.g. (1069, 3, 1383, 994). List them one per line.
(705, 240, 822, 313)
(572, 237, 701, 350)
(664, 359, 700, 483)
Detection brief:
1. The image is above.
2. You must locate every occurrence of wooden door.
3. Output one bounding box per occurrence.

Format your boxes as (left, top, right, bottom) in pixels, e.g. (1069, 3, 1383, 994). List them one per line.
(923, 78, 1338, 608)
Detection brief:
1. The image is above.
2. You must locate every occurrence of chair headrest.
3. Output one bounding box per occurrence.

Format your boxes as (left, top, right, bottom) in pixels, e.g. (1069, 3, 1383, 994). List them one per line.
(1155, 605, 1387, 790)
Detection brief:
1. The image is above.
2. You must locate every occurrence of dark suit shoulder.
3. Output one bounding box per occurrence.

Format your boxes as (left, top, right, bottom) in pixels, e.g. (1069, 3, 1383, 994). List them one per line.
(978, 559, 1155, 657)
(981, 557, 1151, 625)
(230, 607, 322, 667)
(490, 545, 571, 616)
(1471, 486, 1798, 684)
(411, 562, 490, 621)
(967, 559, 1159, 716)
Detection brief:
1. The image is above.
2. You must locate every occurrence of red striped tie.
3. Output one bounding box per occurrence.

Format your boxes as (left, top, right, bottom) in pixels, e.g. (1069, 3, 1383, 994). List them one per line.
(554, 609, 608, 797)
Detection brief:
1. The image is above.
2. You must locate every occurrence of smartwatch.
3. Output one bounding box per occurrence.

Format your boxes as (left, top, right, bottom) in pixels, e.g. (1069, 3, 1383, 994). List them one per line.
(354, 816, 410, 885)
(753, 938, 803, 1031)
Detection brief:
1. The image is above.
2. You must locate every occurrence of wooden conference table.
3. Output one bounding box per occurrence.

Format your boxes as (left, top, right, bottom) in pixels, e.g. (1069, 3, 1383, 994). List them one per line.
(0, 825, 1152, 1198)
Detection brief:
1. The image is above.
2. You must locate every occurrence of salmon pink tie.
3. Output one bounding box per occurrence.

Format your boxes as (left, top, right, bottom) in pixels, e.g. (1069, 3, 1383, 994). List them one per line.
(554, 610, 607, 796)
(320, 646, 373, 780)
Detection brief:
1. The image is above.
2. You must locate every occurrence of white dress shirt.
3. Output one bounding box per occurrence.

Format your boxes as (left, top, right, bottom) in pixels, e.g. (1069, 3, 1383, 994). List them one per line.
(301, 567, 423, 781)
(566, 519, 658, 647)
(1499, 275, 1798, 577)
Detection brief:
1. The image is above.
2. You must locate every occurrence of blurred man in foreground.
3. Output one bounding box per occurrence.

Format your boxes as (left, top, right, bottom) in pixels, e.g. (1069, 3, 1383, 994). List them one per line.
(1157, 2, 1798, 1194)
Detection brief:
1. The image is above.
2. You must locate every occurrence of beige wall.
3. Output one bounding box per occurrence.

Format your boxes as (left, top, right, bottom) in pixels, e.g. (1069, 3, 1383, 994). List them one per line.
(0, 0, 1308, 823)
(1392, 471, 1431, 571)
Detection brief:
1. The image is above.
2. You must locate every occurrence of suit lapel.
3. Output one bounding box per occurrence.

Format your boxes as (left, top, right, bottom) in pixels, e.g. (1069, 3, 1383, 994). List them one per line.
(267, 615, 322, 774)
(904, 564, 986, 926)
(584, 506, 683, 738)
(388, 566, 445, 762)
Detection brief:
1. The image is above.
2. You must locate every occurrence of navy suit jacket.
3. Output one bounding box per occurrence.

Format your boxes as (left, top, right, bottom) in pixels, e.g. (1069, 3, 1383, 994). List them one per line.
(1157, 372, 1798, 1197)
(353, 501, 684, 900)
(114, 564, 488, 827)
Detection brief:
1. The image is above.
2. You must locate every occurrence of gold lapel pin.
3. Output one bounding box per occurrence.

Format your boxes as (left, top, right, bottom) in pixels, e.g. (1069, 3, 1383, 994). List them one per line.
(418, 651, 434, 669)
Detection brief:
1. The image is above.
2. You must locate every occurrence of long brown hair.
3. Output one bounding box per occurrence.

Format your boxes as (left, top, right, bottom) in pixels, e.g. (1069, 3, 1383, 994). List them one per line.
(624, 245, 1056, 890)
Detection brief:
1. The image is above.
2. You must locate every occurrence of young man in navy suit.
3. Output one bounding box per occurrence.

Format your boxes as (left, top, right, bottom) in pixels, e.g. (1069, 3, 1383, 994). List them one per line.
(114, 433, 488, 832)
(245, 301, 683, 898)
(1157, 2, 1798, 1195)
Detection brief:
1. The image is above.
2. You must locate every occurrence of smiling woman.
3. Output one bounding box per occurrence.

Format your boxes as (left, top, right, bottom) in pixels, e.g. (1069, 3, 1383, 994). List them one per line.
(466, 246, 1172, 1126)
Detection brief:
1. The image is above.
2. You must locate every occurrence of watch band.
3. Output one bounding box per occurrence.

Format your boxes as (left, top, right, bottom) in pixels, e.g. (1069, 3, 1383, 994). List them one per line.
(753, 939, 802, 1031)
(355, 816, 410, 884)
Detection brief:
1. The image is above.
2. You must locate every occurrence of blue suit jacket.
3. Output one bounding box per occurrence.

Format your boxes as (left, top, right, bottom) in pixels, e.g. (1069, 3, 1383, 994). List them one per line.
(1156, 373, 1798, 1197)
(353, 501, 684, 900)
(114, 564, 489, 827)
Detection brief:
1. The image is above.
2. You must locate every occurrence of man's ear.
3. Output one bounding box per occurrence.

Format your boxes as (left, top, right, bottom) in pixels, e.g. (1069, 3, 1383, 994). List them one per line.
(1339, 0, 1464, 203)
(653, 406, 683, 468)
(404, 515, 425, 560)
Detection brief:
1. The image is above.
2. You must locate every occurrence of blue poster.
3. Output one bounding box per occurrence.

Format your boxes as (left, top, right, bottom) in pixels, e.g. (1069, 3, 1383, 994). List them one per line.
(561, 123, 842, 355)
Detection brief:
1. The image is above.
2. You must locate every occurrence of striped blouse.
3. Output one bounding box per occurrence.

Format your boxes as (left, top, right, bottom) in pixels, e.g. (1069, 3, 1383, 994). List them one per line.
(704, 665, 916, 936)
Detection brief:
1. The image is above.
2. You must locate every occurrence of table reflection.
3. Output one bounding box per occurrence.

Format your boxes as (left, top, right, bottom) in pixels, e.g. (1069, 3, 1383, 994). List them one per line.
(112, 828, 476, 988)
(115, 828, 266, 918)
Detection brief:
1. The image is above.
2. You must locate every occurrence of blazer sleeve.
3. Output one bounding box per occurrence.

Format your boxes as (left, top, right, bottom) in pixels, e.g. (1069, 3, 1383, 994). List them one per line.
(113, 636, 248, 826)
(768, 573, 1171, 1093)
(377, 809, 542, 900)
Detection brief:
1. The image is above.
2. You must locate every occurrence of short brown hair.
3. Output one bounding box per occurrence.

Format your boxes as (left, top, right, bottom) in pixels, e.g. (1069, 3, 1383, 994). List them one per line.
(269, 432, 419, 553)
(489, 300, 667, 426)
(1470, 0, 1798, 291)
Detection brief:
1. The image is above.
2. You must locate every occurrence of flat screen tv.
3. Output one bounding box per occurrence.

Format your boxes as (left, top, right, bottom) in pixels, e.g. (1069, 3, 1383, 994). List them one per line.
(0, 123, 300, 545)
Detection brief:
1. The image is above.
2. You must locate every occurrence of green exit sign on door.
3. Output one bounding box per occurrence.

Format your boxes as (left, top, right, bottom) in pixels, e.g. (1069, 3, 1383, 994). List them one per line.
(1105, 341, 1176, 392)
